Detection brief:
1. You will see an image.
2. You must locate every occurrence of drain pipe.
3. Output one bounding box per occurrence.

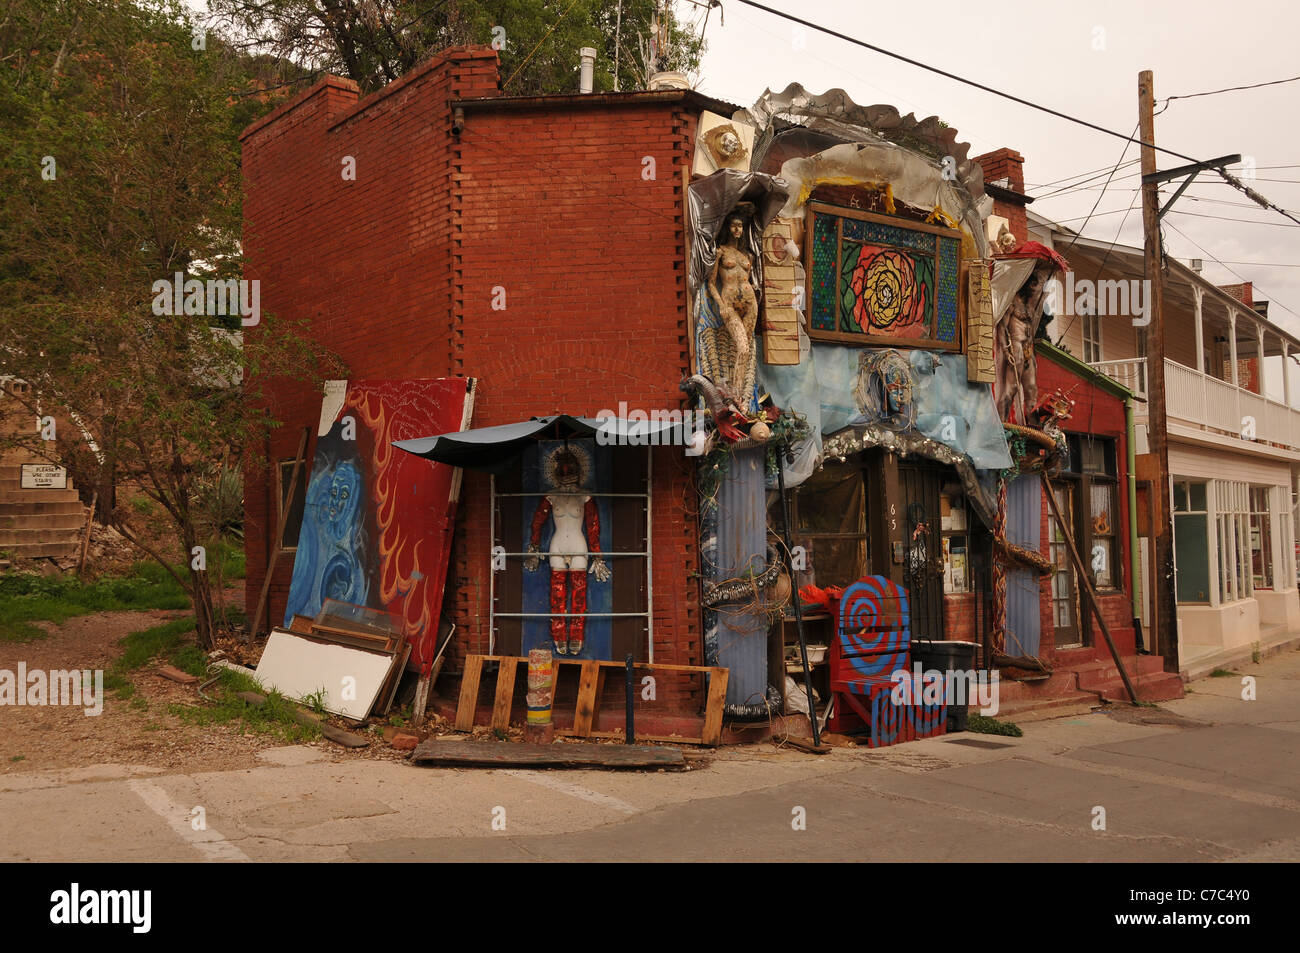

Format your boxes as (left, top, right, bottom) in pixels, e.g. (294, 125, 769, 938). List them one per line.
(1127, 395, 1143, 649)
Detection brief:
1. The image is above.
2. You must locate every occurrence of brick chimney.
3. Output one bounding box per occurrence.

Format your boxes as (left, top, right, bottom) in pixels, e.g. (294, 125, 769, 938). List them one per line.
(974, 148, 1028, 246)
(1218, 282, 1254, 308)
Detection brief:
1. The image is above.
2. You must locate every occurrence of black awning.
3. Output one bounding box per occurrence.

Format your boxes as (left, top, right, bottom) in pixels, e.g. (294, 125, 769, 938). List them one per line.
(393, 414, 692, 473)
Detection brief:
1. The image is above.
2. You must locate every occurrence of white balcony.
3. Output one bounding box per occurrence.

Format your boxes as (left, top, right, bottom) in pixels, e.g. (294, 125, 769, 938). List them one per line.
(1092, 357, 1300, 455)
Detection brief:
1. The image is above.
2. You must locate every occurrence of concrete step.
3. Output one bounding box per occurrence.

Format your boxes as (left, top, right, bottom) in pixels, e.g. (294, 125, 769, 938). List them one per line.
(0, 488, 82, 504)
(0, 501, 84, 516)
(0, 526, 83, 546)
(991, 695, 1101, 723)
(0, 477, 76, 491)
(995, 670, 1080, 703)
(1087, 670, 1186, 703)
(0, 513, 85, 531)
(1074, 654, 1168, 691)
(0, 541, 80, 558)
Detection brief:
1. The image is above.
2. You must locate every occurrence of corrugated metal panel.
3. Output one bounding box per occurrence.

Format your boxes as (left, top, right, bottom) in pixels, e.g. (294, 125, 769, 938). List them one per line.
(1005, 475, 1041, 656)
(715, 448, 770, 709)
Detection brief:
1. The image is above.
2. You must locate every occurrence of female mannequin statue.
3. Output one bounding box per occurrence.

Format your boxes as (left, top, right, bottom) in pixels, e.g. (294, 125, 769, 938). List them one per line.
(707, 210, 760, 397)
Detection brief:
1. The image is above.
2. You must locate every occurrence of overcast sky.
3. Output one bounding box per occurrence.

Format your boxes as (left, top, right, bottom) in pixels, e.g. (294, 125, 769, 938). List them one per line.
(688, 0, 1300, 341)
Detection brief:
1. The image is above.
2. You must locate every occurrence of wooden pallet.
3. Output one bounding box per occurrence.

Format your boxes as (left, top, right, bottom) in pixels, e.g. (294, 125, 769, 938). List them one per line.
(454, 655, 730, 747)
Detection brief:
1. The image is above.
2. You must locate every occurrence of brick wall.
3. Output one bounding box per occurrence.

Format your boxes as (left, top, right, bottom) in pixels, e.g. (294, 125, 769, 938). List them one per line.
(241, 48, 707, 710)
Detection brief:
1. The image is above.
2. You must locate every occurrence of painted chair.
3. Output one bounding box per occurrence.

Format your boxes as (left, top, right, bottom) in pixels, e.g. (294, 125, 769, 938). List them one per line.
(828, 576, 945, 745)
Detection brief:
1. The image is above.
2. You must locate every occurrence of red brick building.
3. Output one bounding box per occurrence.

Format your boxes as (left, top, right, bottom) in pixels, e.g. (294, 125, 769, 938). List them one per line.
(241, 47, 743, 726)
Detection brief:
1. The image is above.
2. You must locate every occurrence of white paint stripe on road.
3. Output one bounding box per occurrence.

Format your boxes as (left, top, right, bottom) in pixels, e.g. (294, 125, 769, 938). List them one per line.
(127, 780, 251, 862)
(497, 770, 639, 815)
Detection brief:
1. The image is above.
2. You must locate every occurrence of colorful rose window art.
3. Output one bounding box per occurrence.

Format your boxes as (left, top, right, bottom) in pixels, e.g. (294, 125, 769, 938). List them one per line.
(809, 203, 961, 349)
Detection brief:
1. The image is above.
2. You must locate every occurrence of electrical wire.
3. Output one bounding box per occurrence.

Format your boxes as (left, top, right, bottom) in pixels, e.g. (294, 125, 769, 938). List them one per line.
(1159, 74, 1300, 107)
(731, 0, 1300, 231)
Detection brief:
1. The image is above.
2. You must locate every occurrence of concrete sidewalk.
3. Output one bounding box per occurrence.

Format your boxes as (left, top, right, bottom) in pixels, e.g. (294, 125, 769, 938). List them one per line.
(3, 647, 1297, 862)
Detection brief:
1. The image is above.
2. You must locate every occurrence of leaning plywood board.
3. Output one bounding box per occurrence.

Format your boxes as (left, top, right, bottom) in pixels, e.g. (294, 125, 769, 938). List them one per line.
(254, 629, 393, 720)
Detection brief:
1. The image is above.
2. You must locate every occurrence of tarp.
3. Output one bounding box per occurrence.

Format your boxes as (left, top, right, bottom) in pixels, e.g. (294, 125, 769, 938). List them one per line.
(394, 414, 689, 474)
(759, 345, 1013, 476)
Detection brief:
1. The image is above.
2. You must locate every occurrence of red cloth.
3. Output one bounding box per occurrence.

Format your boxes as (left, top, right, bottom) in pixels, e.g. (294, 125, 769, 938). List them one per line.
(993, 240, 1069, 274)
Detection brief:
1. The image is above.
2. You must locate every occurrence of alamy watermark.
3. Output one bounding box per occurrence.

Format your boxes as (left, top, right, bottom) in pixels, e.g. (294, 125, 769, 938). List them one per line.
(1045, 271, 1151, 326)
(594, 402, 709, 456)
(889, 664, 1000, 716)
(0, 664, 103, 716)
(151, 272, 260, 326)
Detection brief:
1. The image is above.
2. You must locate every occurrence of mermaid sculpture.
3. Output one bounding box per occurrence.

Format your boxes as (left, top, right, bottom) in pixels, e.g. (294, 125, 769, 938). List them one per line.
(706, 207, 760, 401)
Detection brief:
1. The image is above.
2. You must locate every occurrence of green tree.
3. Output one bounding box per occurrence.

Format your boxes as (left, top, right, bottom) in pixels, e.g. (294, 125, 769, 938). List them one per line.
(0, 0, 340, 648)
(207, 0, 705, 95)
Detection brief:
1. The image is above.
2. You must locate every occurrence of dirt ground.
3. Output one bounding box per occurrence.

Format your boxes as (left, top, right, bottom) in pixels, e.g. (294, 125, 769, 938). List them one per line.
(0, 596, 461, 776)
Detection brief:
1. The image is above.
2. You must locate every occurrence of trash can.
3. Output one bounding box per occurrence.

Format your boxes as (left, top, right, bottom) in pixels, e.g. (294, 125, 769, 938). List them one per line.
(909, 639, 978, 732)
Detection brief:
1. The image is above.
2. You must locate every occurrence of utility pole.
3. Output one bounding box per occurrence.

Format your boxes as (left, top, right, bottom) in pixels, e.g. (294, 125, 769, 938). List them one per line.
(1138, 70, 1180, 674)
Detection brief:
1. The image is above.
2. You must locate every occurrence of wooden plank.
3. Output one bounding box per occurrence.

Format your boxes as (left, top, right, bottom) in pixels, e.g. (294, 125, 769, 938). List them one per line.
(252, 426, 310, 637)
(455, 655, 485, 731)
(573, 661, 601, 737)
(701, 667, 729, 746)
(491, 657, 519, 732)
(411, 740, 685, 769)
(571, 730, 705, 745)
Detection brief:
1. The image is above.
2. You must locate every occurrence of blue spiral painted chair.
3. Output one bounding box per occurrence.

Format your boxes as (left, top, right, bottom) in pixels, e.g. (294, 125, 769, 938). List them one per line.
(828, 576, 946, 745)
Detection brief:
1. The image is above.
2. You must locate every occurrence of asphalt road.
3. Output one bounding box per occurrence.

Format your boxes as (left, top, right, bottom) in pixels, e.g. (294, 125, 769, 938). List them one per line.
(2, 648, 1298, 862)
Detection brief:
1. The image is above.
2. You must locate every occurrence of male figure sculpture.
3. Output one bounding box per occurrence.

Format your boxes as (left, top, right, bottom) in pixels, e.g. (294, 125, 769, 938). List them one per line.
(525, 447, 610, 656)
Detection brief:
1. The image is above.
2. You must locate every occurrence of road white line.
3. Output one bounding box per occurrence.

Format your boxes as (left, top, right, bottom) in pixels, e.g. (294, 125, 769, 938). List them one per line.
(127, 780, 251, 862)
(497, 770, 639, 815)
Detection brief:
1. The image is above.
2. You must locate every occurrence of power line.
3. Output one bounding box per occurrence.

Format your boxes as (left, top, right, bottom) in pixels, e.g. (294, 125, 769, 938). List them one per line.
(732, 1, 1300, 231)
(1159, 74, 1300, 108)
(1061, 124, 1138, 254)
(1164, 221, 1300, 323)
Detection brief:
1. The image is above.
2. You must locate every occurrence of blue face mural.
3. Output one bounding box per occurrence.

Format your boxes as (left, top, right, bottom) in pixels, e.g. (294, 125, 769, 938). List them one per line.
(284, 445, 372, 626)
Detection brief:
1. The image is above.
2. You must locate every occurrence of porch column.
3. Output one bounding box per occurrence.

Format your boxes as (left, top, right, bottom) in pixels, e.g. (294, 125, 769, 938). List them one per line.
(1229, 312, 1239, 387)
(1256, 322, 1266, 396)
(1284, 340, 1292, 409)
(1193, 287, 1205, 374)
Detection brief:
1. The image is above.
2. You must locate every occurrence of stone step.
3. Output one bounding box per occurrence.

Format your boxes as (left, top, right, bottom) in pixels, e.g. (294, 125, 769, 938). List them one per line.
(0, 501, 85, 516)
(0, 513, 86, 531)
(991, 694, 1102, 723)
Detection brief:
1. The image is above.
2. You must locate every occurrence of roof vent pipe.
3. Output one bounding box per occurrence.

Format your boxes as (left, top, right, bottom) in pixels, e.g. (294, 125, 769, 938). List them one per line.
(579, 47, 596, 94)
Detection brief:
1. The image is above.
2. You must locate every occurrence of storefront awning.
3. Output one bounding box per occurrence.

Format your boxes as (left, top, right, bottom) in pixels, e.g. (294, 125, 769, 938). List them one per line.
(393, 414, 689, 473)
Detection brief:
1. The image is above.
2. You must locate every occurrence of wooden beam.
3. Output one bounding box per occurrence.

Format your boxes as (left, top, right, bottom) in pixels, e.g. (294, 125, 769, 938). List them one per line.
(252, 426, 310, 637)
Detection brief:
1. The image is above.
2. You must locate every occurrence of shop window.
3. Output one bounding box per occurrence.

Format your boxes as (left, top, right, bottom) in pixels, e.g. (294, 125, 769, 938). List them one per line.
(1250, 486, 1273, 590)
(1061, 435, 1120, 591)
(277, 459, 307, 550)
(491, 442, 650, 661)
(806, 202, 962, 350)
(1173, 479, 1210, 603)
(778, 459, 868, 591)
(940, 484, 969, 593)
(1215, 481, 1251, 602)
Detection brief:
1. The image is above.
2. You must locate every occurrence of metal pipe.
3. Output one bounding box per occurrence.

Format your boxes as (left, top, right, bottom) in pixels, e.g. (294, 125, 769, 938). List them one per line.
(578, 47, 596, 94)
(625, 653, 635, 743)
(775, 438, 821, 746)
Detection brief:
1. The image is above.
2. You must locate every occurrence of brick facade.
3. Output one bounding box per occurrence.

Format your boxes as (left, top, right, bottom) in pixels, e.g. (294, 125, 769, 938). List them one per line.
(241, 47, 717, 714)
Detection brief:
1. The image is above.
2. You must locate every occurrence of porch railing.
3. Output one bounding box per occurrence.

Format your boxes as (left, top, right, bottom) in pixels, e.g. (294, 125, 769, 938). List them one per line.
(1091, 356, 1300, 451)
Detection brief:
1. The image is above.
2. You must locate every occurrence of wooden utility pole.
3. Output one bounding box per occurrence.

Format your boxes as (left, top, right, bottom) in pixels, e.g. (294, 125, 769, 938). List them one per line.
(1138, 70, 1180, 674)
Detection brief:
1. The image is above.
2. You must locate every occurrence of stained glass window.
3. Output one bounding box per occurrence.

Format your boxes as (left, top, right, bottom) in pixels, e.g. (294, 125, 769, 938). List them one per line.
(807, 202, 963, 349)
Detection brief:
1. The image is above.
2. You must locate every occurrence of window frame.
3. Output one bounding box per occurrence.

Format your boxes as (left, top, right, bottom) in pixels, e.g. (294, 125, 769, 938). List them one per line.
(804, 202, 964, 352)
(276, 458, 308, 553)
(782, 458, 872, 591)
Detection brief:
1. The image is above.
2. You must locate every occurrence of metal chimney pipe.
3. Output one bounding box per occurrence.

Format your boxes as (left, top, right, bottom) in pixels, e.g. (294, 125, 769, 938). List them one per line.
(579, 47, 596, 94)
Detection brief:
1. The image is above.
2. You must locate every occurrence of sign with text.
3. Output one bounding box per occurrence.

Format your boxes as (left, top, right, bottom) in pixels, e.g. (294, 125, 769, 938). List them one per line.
(20, 464, 67, 489)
